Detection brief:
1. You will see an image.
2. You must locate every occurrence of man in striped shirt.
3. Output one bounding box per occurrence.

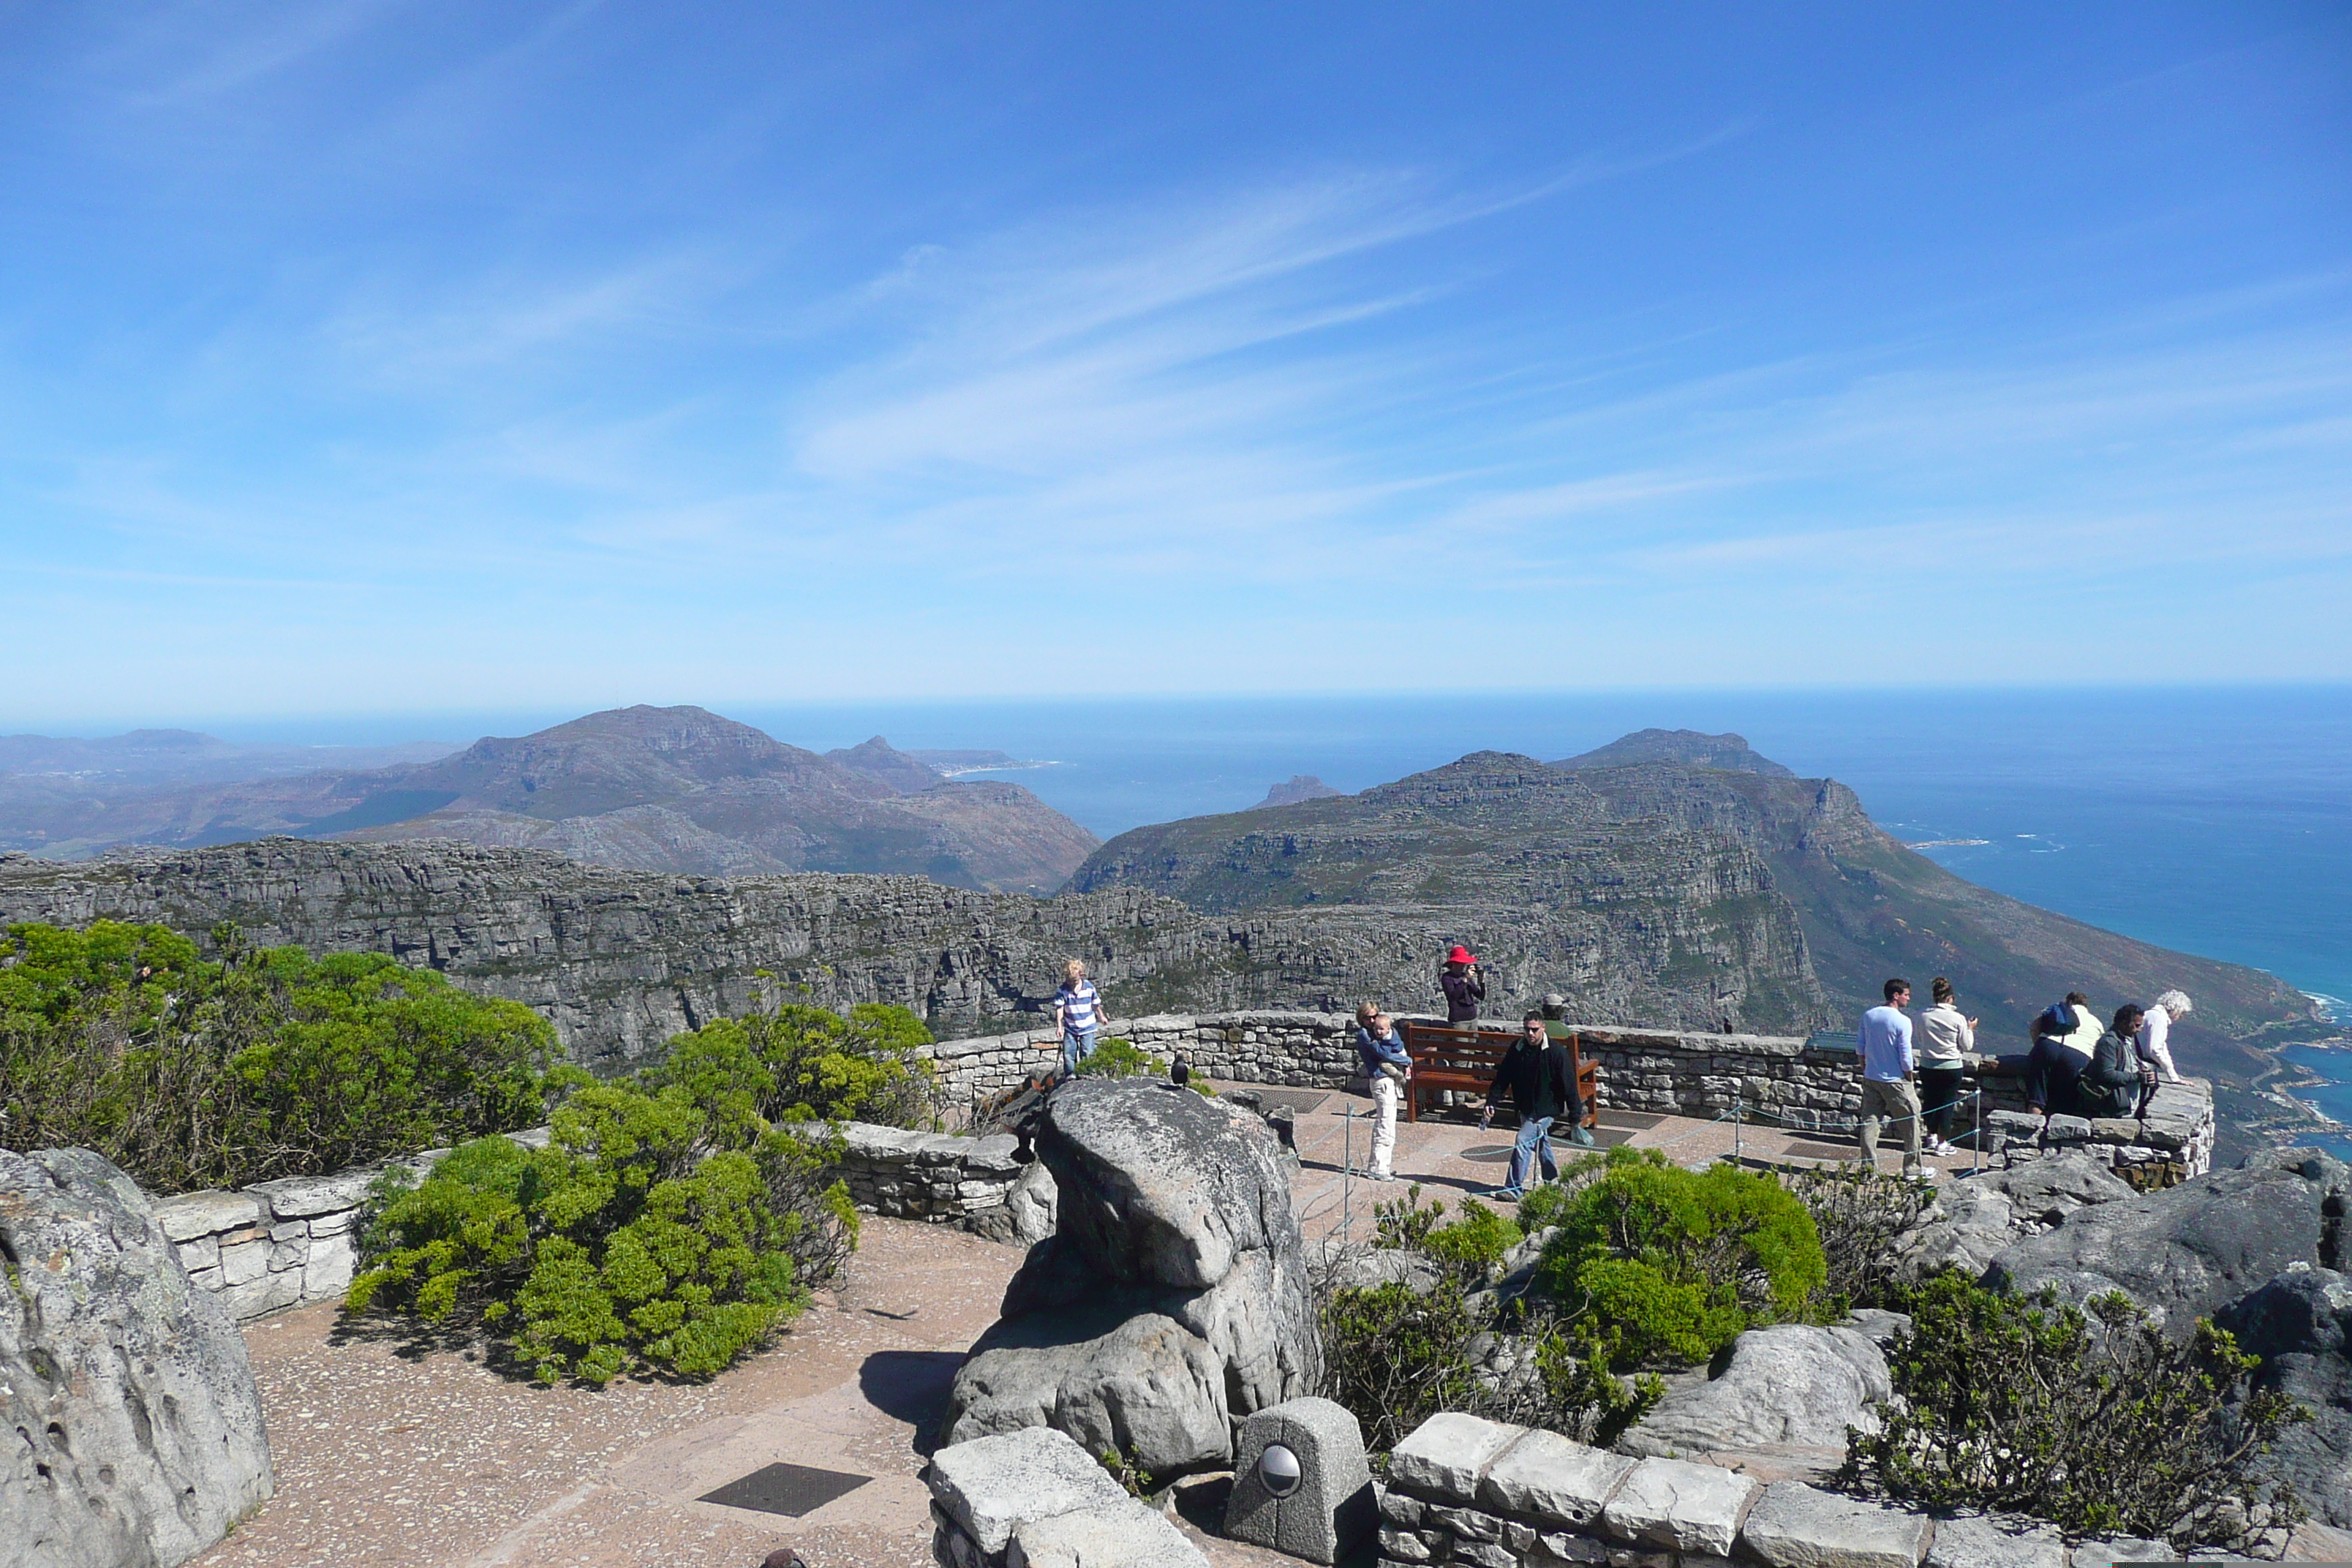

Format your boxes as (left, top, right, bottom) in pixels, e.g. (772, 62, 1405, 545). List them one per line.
(1047, 959, 1108, 1078)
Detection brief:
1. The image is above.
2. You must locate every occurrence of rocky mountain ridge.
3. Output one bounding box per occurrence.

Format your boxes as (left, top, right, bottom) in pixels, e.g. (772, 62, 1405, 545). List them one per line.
(1071, 744, 2317, 1066)
(0, 818, 1837, 1071)
(0, 706, 1098, 894)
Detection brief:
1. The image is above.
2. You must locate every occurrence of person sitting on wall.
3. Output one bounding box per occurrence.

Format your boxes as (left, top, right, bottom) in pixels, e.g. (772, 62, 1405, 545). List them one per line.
(1477, 1011, 1583, 1202)
(2081, 1003, 2160, 1120)
(1354, 1002, 1411, 1183)
(2023, 990, 2100, 1117)
(1440, 945, 1485, 1025)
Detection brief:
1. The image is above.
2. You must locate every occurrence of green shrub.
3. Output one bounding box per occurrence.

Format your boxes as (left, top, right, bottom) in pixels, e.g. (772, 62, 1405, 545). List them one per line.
(347, 1078, 856, 1385)
(1782, 1161, 1932, 1311)
(1423, 1199, 1522, 1282)
(1839, 1272, 2310, 1552)
(1319, 1275, 1659, 1453)
(647, 1001, 937, 1132)
(1372, 1183, 1446, 1252)
(1536, 1147, 1828, 1368)
(0, 920, 560, 1192)
(1077, 1036, 1158, 1079)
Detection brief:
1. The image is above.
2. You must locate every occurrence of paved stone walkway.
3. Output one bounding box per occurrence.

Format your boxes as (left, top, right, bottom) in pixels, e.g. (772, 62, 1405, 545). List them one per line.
(1278, 1082, 1983, 1249)
(195, 1082, 1975, 1568)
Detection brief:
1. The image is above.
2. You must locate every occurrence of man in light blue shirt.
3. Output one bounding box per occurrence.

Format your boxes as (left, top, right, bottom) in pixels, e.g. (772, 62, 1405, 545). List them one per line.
(1856, 978, 1926, 1180)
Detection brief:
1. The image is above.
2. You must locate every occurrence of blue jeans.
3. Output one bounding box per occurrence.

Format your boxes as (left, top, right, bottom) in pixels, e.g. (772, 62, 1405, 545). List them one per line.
(1504, 1115, 1558, 1194)
(1061, 1027, 1096, 1077)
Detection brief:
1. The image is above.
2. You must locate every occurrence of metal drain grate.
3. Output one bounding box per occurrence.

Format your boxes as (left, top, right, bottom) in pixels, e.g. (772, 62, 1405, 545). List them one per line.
(698, 1462, 871, 1518)
(1594, 1110, 1670, 1130)
(1248, 1088, 1330, 1115)
(1782, 1142, 1861, 1161)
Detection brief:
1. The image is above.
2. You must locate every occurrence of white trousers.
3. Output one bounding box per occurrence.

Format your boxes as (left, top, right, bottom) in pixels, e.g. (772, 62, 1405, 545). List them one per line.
(1369, 1075, 1400, 1177)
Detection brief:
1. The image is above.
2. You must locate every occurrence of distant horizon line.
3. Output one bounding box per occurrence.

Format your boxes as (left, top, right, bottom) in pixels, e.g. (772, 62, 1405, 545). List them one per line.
(12, 677, 2350, 744)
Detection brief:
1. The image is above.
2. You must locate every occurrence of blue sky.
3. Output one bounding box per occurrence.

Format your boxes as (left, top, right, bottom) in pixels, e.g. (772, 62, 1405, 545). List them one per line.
(3, 2, 2348, 726)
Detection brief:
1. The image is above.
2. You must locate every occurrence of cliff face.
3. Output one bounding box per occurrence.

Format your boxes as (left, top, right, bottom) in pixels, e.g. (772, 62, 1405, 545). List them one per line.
(1070, 753, 1835, 1033)
(0, 821, 1836, 1075)
(1557, 759, 2317, 1053)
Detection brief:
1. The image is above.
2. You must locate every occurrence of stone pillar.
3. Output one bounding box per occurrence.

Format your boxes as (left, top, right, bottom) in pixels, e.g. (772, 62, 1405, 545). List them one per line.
(1222, 1397, 1375, 1564)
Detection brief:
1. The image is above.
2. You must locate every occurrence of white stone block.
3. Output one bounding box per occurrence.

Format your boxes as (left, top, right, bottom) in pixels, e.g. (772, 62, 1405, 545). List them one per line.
(1479, 1428, 1632, 1527)
(1738, 1480, 1929, 1567)
(154, 1189, 260, 1243)
(216, 1239, 269, 1286)
(1389, 1413, 1525, 1502)
(1598, 1456, 1756, 1556)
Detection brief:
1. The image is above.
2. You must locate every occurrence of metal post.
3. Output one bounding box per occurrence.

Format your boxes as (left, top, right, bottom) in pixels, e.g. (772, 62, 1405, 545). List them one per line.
(1733, 1087, 1743, 1165)
(1343, 1107, 1354, 1240)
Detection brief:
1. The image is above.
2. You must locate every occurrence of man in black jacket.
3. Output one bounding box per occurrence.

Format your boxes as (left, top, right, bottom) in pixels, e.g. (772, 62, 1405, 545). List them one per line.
(1478, 1011, 1586, 1200)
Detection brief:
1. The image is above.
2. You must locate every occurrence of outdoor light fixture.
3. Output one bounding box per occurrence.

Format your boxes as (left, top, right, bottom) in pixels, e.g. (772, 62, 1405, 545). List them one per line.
(1257, 1444, 1301, 1499)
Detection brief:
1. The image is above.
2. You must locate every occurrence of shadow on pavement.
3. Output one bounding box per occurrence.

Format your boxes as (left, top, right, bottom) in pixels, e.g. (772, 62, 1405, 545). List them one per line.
(859, 1349, 967, 1456)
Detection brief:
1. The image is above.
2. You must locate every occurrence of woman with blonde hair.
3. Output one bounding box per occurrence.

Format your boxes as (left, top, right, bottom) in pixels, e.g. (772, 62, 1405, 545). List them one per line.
(1354, 1002, 1411, 1181)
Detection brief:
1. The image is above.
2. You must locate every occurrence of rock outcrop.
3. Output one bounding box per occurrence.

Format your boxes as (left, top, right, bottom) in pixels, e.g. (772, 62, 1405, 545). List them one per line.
(0, 1147, 273, 1567)
(1983, 1164, 2336, 1331)
(941, 1079, 1316, 1476)
(2217, 1265, 2352, 1528)
(1616, 1324, 1890, 1466)
(1896, 1150, 2141, 1281)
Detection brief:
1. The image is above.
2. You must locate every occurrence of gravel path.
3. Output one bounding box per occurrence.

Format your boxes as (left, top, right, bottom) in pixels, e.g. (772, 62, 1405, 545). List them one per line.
(195, 1217, 1022, 1568)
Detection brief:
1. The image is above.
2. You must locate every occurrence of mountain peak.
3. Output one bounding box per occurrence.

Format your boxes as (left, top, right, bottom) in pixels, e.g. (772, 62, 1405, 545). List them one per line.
(1251, 775, 1343, 809)
(1552, 729, 1797, 779)
(826, 736, 946, 794)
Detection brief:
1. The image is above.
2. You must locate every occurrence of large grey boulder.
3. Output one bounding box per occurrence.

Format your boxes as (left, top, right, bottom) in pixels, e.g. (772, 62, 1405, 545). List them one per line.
(2215, 1265, 2352, 1527)
(943, 1079, 1317, 1475)
(1984, 1166, 2329, 1331)
(1616, 1324, 1888, 1460)
(1897, 1151, 2138, 1282)
(1, 1147, 274, 1568)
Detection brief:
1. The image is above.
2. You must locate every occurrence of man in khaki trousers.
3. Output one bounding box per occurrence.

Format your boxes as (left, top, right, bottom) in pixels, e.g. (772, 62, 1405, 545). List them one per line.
(1857, 978, 1926, 1182)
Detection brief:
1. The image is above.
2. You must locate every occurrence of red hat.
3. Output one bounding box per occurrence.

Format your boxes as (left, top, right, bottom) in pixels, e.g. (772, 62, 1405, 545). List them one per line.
(1447, 945, 1477, 965)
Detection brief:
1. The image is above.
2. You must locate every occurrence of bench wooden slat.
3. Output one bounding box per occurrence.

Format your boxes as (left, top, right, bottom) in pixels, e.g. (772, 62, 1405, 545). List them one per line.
(1398, 1022, 1599, 1127)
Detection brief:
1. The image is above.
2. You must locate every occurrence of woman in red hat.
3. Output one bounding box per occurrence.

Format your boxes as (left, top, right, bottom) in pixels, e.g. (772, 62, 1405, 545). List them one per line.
(1441, 945, 1485, 1025)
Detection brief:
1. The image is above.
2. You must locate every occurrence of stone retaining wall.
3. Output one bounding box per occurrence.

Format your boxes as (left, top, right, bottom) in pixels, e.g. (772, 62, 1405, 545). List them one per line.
(1377, 1409, 2151, 1568)
(921, 1013, 2209, 1180)
(153, 1120, 1041, 1322)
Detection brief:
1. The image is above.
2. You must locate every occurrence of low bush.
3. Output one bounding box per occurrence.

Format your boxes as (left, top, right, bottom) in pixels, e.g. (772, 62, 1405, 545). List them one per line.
(1535, 1147, 1828, 1367)
(1783, 1161, 1932, 1311)
(347, 1078, 856, 1385)
(1077, 1036, 1158, 1079)
(642, 1000, 938, 1133)
(0, 920, 560, 1192)
(1839, 1272, 2310, 1553)
(1324, 1182, 1660, 1452)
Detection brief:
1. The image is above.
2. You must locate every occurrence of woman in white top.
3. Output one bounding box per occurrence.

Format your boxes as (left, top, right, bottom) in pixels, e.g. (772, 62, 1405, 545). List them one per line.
(1918, 976, 1975, 1156)
(2136, 990, 2190, 1085)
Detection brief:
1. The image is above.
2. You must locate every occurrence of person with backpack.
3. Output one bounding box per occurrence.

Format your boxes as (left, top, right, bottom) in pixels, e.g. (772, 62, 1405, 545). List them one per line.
(1354, 1003, 1412, 1182)
(2081, 1004, 2159, 1119)
(1477, 1010, 1582, 1201)
(2023, 990, 2100, 1117)
(1440, 946, 1485, 1025)
(1917, 977, 1975, 1156)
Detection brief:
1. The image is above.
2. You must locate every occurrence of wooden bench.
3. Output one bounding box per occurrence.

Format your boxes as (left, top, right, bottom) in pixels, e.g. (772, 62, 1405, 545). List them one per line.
(1398, 1021, 1599, 1128)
